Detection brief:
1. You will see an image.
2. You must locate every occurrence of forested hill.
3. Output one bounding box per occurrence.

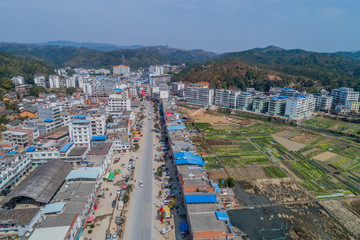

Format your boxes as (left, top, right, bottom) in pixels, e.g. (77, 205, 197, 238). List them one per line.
(173, 46, 360, 91)
(0, 51, 53, 83)
(0, 43, 217, 69)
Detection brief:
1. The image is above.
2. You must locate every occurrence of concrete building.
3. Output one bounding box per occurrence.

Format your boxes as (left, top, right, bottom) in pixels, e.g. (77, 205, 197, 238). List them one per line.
(2, 130, 30, 148)
(34, 75, 46, 87)
(49, 75, 60, 89)
(268, 96, 287, 116)
(214, 89, 240, 108)
(236, 92, 254, 110)
(252, 96, 269, 113)
(171, 82, 185, 95)
(184, 84, 214, 106)
(149, 65, 164, 76)
(11, 76, 24, 85)
(284, 95, 315, 119)
(331, 87, 360, 105)
(314, 94, 333, 112)
(345, 101, 360, 112)
(108, 89, 132, 112)
(113, 65, 130, 75)
(87, 108, 107, 136)
(69, 116, 92, 147)
(37, 104, 62, 129)
(281, 87, 298, 97)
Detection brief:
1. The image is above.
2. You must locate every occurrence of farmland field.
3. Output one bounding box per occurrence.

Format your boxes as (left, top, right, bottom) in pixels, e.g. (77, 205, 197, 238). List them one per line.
(264, 166, 287, 178)
(303, 117, 360, 137)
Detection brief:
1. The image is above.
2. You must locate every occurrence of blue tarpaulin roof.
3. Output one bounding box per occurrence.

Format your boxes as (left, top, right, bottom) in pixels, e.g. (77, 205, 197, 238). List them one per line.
(216, 211, 230, 221)
(44, 119, 53, 122)
(167, 125, 186, 131)
(113, 88, 123, 91)
(174, 152, 205, 166)
(91, 135, 107, 141)
(73, 115, 87, 119)
(179, 222, 189, 232)
(25, 146, 36, 152)
(60, 142, 73, 153)
(42, 202, 66, 214)
(7, 151, 17, 155)
(184, 194, 217, 203)
(211, 182, 221, 192)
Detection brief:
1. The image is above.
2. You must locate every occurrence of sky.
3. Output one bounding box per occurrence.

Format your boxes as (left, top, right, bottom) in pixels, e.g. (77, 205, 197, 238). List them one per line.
(0, 0, 359, 53)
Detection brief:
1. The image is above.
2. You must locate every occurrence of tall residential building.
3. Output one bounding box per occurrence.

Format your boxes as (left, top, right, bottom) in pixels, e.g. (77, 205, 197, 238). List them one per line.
(113, 65, 130, 75)
(331, 87, 360, 105)
(49, 75, 60, 89)
(281, 87, 297, 97)
(214, 89, 240, 108)
(34, 75, 46, 87)
(268, 96, 287, 116)
(184, 84, 214, 106)
(11, 76, 24, 85)
(66, 77, 76, 88)
(314, 94, 333, 112)
(284, 95, 315, 119)
(83, 83, 94, 95)
(171, 82, 185, 94)
(236, 92, 254, 110)
(87, 108, 107, 136)
(149, 65, 164, 76)
(108, 89, 132, 112)
(345, 101, 360, 112)
(37, 104, 62, 129)
(69, 116, 92, 147)
(252, 96, 269, 113)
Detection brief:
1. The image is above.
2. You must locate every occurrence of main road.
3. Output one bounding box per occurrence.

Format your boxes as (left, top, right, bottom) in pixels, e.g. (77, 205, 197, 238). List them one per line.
(124, 101, 156, 240)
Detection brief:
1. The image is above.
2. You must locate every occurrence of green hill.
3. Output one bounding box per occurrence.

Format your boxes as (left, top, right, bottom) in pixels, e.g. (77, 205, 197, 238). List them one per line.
(173, 46, 360, 91)
(0, 51, 54, 84)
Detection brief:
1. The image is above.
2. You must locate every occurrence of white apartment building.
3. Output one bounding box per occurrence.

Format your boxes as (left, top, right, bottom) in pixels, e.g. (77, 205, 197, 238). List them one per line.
(149, 65, 164, 76)
(37, 104, 62, 129)
(34, 75, 46, 87)
(108, 89, 132, 112)
(268, 96, 287, 116)
(314, 94, 333, 111)
(331, 87, 360, 105)
(83, 83, 94, 95)
(87, 108, 107, 136)
(95, 68, 111, 74)
(11, 76, 24, 85)
(66, 77, 76, 88)
(215, 89, 240, 108)
(49, 75, 60, 89)
(284, 95, 316, 119)
(281, 87, 298, 97)
(184, 84, 214, 106)
(113, 65, 130, 75)
(69, 118, 92, 147)
(236, 92, 254, 110)
(171, 82, 185, 93)
(2, 131, 29, 148)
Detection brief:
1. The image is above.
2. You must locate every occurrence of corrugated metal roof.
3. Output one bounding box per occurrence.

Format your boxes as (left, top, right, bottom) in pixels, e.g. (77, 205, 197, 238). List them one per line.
(60, 142, 73, 153)
(211, 182, 221, 192)
(65, 167, 101, 180)
(91, 135, 107, 141)
(42, 202, 66, 214)
(215, 211, 230, 221)
(72, 115, 87, 119)
(174, 152, 205, 166)
(167, 125, 186, 131)
(184, 194, 217, 204)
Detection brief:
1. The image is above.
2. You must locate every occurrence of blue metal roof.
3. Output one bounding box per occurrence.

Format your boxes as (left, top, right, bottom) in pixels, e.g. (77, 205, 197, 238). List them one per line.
(179, 222, 189, 232)
(184, 194, 217, 203)
(211, 182, 221, 192)
(167, 125, 186, 131)
(216, 211, 230, 221)
(66, 167, 101, 180)
(91, 135, 107, 141)
(283, 87, 292, 90)
(42, 202, 66, 214)
(26, 146, 36, 152)
(72, 119, 90, 124)
(174, 152, 205, 166)
(7, 151, 17, 155)
(73, 115, 87, 119)
(60, 142, 73, 153)
(187, 166, 203, 172)
(113, 88, 123, 91)
(44, 119, 53, 122)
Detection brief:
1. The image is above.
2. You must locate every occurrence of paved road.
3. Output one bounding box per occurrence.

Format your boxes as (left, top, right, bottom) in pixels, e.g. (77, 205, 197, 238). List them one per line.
(125, 102, 155, 240)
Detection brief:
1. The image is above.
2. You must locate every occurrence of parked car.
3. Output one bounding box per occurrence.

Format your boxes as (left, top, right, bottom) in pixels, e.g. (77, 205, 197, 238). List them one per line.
(160, 227, 171, 234)
(117, 188, 121, 194)
(106, 233, 112, 240)
(113, 159, 120, 164)
(121, 164, 126, 168)
(115, 214, 121, 224)
(139, 181, 143, 187)
(112, 233, 118, 240)
(112, 200, 116, 208)
(164, 172, 170, 176)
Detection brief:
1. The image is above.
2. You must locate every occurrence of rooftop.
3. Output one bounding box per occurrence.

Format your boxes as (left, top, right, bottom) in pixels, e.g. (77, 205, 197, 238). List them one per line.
(67, 147, 87, 156)
(0, 208, 40, 225)
(65, 167, 101, 181)
(88, 142, 112, 155)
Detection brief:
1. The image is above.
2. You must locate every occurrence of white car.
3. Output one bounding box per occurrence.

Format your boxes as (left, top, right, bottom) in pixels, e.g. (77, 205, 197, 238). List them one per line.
(160, 227, 171, 234)
(139, 181, 143, 187)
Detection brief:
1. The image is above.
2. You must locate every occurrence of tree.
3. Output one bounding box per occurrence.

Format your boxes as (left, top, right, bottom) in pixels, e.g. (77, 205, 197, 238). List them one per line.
(160, 211, 166, 219)
(134, 144, 140, 151)
(4, 100, 18, 111)
(28, 86, 47, 97)
(140, 114, 145, 120)
(157, 166, 163, 177)
(226, 178, 235, 188)
(66, 87, 77, 95)
(158, 190, 163, 198)
(106, 115, 114, 124)
(168, 198, 176, 209)
(154, 123, 160, 130)
(0, 78, 13, 90)
(122, 194, 130, 203)
(0, 116, 8, 125)
(127, 184, 133, 191)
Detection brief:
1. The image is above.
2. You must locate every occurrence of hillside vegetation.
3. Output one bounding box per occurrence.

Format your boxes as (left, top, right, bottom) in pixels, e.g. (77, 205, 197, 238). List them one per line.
(173, 46, 360, 91)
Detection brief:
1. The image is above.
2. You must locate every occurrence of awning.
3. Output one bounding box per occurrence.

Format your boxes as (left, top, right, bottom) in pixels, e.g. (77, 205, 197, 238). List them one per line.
(87, 217, 93, 223)
(216, 211, 230, 221)
(179, 222, 189, 232)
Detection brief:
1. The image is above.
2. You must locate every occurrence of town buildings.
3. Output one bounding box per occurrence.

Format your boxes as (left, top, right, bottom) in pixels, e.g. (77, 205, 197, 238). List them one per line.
(184, 84, 214, 106)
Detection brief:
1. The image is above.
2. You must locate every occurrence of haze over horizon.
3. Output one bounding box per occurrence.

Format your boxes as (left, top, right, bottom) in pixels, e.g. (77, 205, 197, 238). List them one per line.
(0, 0, 359, 53)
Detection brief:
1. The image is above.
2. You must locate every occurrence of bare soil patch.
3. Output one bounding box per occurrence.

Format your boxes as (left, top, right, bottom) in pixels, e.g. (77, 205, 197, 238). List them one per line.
(271, 134, 306, 151)
(273, 130, 300, 139)
(207, 139, 232, 145)
(212, 123, 232, 130)
(206, 169, 229, 180)
(226, 167, 270, 181)
(313, 151, 338, 161)
(300, 147, 320, 156)
(290, 132, 319, 144)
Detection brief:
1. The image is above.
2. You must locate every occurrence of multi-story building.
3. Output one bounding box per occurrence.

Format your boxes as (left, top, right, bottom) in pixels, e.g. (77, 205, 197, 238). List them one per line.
(281, 87, 298, 97)
(66, 77, 76, 88)
(2, 130, 30, 148)
(113, 65, 130, 75)
(11, 76, 24, 85)
(236, 92, 254, 110)
(83, 83, 94, 95)
(149, 65, 164, 76)
(108, 89, 132, 112)
(184, 84, 214, 106)
(331, 87, 360, 105)
(34, 75, 46, 87)
(268, 96, 287, 116)
(171, 82, 185, 94)
(252, 96, 269, 113)
(37, 104, 62, 129)
(214, 89, 240, 108)
(284, 95, 315, 119)
(69, 116, 92, 147)
(15, 84, 30, 93)
(345, 101, 360, 112)
(314, 94, 333, 112)
(87, 108, 107, 136)
(49, 75, 60, 89)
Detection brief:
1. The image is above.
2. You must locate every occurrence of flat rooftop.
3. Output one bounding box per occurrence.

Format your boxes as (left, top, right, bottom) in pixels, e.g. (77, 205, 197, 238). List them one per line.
(53, 181, 96, 203)
(39, 126, 69, 140)
(0, 208, 40, 225)
(88, 142, 112, 155)
(68, 147, 87, 156)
